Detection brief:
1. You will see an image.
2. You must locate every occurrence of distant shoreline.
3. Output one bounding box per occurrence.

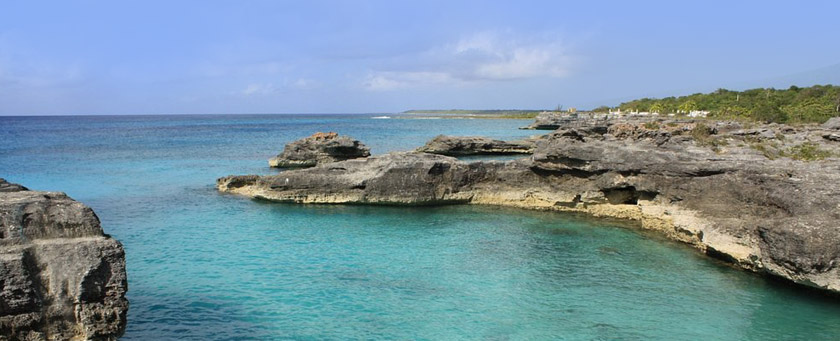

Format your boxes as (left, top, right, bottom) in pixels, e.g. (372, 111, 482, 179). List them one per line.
(402, 110, 541, 119)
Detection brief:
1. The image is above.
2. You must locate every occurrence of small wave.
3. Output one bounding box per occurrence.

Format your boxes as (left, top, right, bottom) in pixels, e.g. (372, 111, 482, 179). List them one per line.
(371, 116, 391, 119)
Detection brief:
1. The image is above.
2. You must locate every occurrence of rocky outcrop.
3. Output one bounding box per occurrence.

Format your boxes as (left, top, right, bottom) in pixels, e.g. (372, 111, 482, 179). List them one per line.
(417, 135, 534, 155)
(822, 117, 840, 130)
(218, 118, 840, 294)
(269, 132, 371, 168)
(0, 179, 128, 340)
(524, 112, 607, 130)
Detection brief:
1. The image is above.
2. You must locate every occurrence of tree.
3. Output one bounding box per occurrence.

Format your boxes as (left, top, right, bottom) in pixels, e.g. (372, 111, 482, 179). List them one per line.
(678, 100, 698, 113)
(650, 103, 665, 114)
(835, 93, 840, 112)
(751, 102, 788, 123)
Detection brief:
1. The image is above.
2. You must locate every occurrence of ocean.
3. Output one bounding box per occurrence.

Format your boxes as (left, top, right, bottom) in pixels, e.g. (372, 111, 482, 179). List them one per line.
(2, 114, 839, 340)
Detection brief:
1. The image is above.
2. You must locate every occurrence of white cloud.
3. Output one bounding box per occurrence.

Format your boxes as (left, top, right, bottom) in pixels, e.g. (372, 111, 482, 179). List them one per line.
(238, 78, 321, 96)
(289, 78, 319, 90)
(240, 83, 278, 96)
(474, 47, 568, 79)
(363, 71, 454, 91)
(362, 31, 574, 90)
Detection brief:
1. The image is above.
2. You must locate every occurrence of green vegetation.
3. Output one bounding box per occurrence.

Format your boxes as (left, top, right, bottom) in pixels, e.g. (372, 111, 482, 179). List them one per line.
(750, 141, 779, 160)
(643, 121, 660, 130)
(614, 85, 840, 124)
(783, 142, 834, 161)
(690, 123, 728, 152)
(747, 141, 834, 161)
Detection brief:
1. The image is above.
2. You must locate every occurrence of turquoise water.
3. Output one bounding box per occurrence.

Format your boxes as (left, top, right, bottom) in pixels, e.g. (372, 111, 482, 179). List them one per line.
(2, 114, 839, 340)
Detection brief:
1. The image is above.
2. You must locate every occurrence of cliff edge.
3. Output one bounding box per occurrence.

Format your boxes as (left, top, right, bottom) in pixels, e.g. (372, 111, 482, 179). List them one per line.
(0, 179, 128, 341)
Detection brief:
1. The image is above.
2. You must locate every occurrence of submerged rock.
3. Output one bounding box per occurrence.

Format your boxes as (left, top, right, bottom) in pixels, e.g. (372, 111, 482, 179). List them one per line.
(417, 135, 534, 155)
(269, 132, 371, 168)
(0, 178, 128, 340)
(218, 120, 840, 294)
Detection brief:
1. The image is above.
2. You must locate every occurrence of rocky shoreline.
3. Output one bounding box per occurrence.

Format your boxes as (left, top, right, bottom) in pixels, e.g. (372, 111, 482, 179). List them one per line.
(217, 114, 840, 294)
(417, 135, 534, 155)
(0, 179, 128, 340)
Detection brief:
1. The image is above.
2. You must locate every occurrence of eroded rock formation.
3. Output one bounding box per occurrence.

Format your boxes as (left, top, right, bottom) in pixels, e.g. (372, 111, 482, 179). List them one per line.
(417, 135, 534, 155)
(269, 132, 371, 168)
(218, 119, 840, 294)
(0, 179, 128, 340)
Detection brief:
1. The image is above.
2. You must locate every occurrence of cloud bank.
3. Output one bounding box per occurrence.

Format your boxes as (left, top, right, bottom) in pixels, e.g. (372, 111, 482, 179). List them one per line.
(363, 31, 574, 91)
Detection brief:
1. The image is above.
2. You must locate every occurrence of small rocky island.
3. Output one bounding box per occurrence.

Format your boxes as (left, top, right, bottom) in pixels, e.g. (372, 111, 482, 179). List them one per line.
(218, 114, 840, 294)
(0, 179, 128, 340)
(269, 132, 370, 168)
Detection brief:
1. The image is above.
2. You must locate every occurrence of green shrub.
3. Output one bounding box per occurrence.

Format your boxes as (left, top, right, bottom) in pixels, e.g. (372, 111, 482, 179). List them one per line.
(783, 143, 834, 161)
(643, 121, 660, 130)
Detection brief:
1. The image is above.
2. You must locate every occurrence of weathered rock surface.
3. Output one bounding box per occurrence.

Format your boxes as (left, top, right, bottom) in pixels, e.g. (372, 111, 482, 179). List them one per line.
(0, 180, 27, 193)
(822, 117, 840, 130)
(269, 132, 371, 168)
(218, 118, 840, 294)
(417, 135, 534, 155)
(524, 112, 609, 130)
(0, 178, 128, 340)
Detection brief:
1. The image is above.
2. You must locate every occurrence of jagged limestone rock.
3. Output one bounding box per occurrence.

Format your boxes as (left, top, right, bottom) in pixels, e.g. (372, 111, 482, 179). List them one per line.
(417, 135, 534, 155)
(268, 132, 370, 168)
(0, 178, 128, 341)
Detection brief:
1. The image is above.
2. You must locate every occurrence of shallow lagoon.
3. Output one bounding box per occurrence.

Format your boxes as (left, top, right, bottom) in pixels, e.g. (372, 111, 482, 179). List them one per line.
(2, 114, 839, 340)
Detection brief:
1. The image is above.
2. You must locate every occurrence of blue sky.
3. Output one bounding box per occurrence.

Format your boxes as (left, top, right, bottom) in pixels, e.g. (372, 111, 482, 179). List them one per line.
(1, 0, 839, 115)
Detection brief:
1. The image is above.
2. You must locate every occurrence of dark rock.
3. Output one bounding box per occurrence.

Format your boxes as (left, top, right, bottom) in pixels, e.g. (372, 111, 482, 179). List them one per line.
(732, 128, 776, 139)
(0, 178, 28, 192)
(269, 132, 371, 168)
(824, 133, 840, 142)
(417, 135, 534, 155)
(222, 152, 476, 205)
(1, 180, 128, 340)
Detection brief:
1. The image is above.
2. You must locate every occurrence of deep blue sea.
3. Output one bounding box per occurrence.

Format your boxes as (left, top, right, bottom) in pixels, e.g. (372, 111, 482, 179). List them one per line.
(2, 114, 840, 340)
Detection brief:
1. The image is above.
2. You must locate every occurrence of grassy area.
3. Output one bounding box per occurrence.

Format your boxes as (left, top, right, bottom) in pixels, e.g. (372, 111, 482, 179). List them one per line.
(610, 84, 840, 124)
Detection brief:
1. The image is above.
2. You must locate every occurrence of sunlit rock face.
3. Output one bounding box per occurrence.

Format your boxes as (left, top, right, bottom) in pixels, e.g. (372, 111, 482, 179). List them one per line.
(269, 132, 371, 168)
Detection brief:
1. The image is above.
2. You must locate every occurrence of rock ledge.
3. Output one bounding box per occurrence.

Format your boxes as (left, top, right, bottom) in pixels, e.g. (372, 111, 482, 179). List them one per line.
(417, 135, 534, 155)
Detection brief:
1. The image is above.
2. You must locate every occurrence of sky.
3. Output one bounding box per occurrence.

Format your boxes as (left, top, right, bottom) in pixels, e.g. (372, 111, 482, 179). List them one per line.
(1, 0, 839, 115)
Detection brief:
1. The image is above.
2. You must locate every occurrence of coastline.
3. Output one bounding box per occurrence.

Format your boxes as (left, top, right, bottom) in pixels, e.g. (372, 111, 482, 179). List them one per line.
(218, 114, 840, 294)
